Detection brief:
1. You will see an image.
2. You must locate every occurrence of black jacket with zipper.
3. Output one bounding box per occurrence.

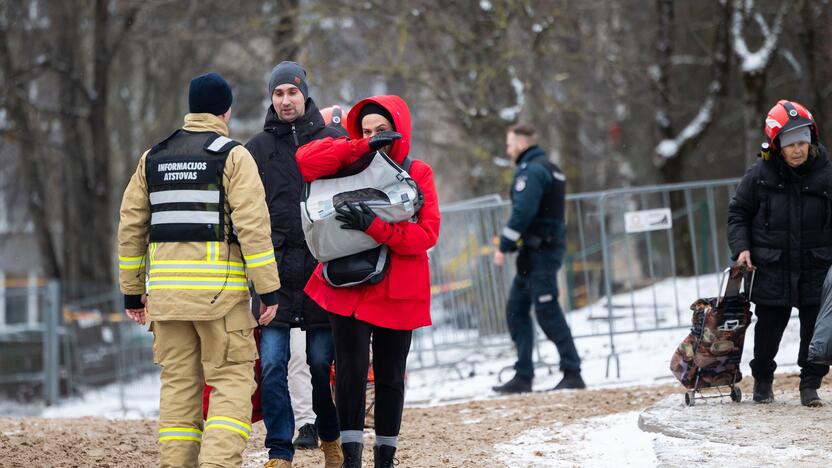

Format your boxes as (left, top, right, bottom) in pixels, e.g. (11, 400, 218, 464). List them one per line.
(245, 98, 341, 328)
(727, 146, 832, 307)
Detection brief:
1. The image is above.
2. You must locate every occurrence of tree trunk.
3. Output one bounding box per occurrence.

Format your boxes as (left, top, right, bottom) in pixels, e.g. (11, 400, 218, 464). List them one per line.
(273, 0, 300, 63)
(742, 72, 767, 167)
(0, 6, 62, 280)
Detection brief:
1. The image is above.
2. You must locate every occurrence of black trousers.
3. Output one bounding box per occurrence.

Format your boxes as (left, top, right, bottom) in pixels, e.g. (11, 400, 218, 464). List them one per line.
(750, 304, 830, 389)
(329, 313, 412, 437)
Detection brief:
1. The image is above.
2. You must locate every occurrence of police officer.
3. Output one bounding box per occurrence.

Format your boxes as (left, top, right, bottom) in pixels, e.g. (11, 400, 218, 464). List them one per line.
(492, 124, 585, 394)
(118, 72, 281, 468)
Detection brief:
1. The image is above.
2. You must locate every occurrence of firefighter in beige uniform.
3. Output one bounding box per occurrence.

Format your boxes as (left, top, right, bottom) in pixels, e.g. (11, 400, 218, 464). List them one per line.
(118, 72, 280, 468)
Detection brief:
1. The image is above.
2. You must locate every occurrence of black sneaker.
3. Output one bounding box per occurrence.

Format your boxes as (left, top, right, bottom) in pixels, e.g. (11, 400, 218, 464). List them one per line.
(552, 371, 586, 391)
(293, 423, 319, 449)
(753, 380, 774, 403)
(492, 375, 532, 394)
(800, 388, 823, 407)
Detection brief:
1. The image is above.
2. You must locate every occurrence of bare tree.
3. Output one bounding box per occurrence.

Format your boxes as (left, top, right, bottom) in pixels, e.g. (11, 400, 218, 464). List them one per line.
(731, 0, 788, 165)
(653, 0, 731, 184)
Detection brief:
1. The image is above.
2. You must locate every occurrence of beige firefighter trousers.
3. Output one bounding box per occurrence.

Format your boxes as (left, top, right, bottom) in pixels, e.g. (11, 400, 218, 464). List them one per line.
(151, 303, 257, 468)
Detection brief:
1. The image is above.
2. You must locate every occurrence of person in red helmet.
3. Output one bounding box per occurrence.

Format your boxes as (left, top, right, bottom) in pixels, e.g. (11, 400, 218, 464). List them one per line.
(728, 99, 831, 407)
(320, 105, 350, 137)
(296, 95, 440, 468)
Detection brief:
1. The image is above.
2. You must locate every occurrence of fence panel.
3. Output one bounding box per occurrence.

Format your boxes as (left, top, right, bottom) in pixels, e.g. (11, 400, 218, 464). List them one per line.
(411, 178, 742, 379)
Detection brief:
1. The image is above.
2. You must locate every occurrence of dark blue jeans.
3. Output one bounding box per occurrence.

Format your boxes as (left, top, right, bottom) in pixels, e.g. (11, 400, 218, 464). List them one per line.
(506, 248, 581, 379)
(260, 326, 338, 461)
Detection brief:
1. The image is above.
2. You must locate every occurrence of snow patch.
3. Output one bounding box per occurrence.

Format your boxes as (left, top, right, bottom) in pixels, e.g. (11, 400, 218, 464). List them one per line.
(495, 412, 657, 467)
(499, 67, 525, 121)
(731, 0, 786, 74)
(656, 96, 715, 158)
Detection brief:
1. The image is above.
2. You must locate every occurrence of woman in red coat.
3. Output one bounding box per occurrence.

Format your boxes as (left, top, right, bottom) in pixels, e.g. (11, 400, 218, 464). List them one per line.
(296, 95, 439, 467)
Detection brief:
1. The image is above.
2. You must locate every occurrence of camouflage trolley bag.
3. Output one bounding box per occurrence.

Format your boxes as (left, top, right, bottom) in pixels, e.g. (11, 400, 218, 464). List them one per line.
(670, 266, 753, 406)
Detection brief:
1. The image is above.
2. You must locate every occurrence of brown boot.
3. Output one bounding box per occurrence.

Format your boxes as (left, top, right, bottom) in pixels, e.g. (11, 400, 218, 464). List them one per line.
(263, 459, 292, 468)
(321, 438, 344, 468)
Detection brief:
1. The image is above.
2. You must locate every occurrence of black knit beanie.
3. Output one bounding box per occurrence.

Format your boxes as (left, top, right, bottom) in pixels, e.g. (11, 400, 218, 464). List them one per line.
(188, 72, 233, 115)
(358, 103, 396, 130)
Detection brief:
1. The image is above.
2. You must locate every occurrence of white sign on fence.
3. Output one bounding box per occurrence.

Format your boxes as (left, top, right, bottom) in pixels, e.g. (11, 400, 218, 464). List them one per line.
(624, 208, 672, 233)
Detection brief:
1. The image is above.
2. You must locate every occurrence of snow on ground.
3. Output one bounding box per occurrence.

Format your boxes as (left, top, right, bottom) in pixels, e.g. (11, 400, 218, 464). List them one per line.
(495, 412, 657, 467)
(12, 273, 807, 417)
(497, 389, 832, 468)
(406, 273, 802, 404)
(4, 272, 823, 466)
(39, 372, 160, 419)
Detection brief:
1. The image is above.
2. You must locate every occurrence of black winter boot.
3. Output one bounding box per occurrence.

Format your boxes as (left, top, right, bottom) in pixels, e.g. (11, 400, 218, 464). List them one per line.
(492, 375, 532, 394)
(553, 371, 586, 390)
(341, 442, 363, 468)
(373, 445, 398, 468)
(753, 380, 774, 403)
(800, 388, 823, 407)
(293, 423, 319, 449)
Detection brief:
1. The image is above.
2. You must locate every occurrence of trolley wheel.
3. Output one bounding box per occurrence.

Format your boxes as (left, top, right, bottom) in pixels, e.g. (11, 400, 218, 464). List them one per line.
(684, 390, 696, 407)
(730, 387, 742, 403)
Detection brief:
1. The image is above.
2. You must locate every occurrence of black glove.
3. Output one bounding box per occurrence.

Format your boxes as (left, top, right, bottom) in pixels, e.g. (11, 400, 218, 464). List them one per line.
(335, 202, 378, 231)
(368, 131, 402, 151)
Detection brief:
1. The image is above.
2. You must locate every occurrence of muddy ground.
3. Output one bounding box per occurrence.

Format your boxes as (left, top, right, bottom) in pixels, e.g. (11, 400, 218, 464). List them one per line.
(0, 375, 808, 467)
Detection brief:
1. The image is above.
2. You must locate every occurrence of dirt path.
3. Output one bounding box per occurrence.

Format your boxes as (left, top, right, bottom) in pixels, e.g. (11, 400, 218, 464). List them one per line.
(1, 378, 768, 467)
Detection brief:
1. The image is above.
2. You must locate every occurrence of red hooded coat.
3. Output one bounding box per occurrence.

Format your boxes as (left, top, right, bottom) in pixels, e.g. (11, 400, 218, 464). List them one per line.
(295, 96, 440, 330)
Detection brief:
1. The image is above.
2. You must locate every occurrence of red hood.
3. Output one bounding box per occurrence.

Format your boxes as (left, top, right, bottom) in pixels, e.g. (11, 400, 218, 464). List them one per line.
(347, 95, 411, 164)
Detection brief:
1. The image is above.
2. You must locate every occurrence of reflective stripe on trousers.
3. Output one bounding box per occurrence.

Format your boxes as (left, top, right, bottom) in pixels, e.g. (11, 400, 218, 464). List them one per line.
(159, 426, 203, 443)
(204, 416, 252, 439)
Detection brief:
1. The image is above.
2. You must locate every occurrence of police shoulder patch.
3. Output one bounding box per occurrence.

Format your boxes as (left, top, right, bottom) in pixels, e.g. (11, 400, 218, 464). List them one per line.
(515, 175, 528, 192)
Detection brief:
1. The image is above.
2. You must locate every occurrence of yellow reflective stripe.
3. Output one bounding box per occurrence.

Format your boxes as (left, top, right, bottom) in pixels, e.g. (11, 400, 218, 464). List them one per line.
(150, 242, 159, 261)
(159, 435, 202, 442)
(159, 427, 203, 435)
(151, 260, 245, 267)
(206, 416, 251, 431)
(148, 276, 249, 291)
(148, 268, 246, 276)
(247, 257, 276, 268)
(150, 284, 250, 291)
(206, 242, 211, 262)
(149, 276, 248, 283)
(205, 416, 251, 439)
(244, 250, 275, 263)
(159, 427, 202, 443)
(119, 255, 145, 261)
(119, 255, 145, 270)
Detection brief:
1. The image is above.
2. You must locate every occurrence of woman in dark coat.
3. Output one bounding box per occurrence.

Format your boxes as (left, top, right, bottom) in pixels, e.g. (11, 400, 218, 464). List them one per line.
(728, 99, 832, 407)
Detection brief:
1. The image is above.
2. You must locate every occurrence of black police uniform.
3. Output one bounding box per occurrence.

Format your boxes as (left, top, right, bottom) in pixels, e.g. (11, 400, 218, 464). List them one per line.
(498, 145, 581, 382)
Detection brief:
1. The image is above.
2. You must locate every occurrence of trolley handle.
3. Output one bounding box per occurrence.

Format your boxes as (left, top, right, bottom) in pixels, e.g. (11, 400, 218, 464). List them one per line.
(717, 265, 755, 306)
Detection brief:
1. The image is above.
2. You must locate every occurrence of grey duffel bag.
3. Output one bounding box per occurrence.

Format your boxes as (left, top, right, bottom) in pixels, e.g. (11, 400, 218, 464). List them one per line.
(809, 267, 832, 364)
(301, 150, 422, 263)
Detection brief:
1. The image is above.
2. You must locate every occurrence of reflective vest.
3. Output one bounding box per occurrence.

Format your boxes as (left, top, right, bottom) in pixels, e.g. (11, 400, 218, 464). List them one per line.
(529, 158, 566, 222)
(145, 130, 240, 242)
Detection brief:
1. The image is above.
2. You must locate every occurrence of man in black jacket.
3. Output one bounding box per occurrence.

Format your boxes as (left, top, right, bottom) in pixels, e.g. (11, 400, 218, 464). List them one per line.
(245, 61, 343, 468)
(728, 99, 832, 408)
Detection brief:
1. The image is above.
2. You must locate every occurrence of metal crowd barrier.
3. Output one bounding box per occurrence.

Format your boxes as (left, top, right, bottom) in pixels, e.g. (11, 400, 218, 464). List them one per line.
(0, 282, 155, 408)
(1, 178, 744, 405)
(411, 178, 742, 379)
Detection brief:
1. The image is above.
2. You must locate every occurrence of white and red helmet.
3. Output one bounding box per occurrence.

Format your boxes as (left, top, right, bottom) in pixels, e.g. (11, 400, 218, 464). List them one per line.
(320, 105, 349, 137)
(764, 99, 818, 150)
